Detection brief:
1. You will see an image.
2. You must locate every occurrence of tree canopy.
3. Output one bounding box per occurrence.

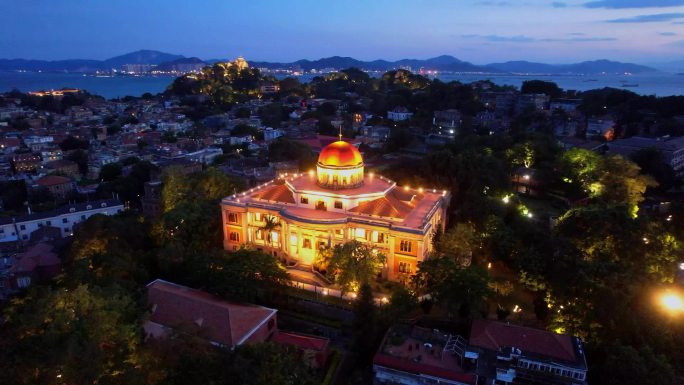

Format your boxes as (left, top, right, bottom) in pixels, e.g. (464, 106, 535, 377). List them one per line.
(317, 240, 386, 293)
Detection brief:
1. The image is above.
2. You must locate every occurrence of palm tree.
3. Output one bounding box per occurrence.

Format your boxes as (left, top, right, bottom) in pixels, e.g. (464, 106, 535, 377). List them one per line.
(260, 215, 281, 248)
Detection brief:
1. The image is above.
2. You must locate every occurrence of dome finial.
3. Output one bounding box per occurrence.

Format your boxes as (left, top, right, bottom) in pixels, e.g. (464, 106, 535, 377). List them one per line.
(338, 126, 343, 141)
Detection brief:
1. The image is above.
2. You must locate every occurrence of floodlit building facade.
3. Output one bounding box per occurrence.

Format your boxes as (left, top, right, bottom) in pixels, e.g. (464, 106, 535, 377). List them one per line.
(221, 139, 450, 281)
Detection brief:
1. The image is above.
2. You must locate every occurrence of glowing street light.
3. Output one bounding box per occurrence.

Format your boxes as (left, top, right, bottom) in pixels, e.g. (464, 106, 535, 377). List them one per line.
(659, 290, 684, 313)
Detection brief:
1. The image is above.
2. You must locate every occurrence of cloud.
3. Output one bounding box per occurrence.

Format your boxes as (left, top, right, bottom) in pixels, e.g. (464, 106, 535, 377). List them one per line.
(606, 13, 684, 22)
(660, 31, 678, 35)
(462, 34, 535, 42)
(585, 0, 684, 8)
(461, 34, 616, 42)
(565, 37, 618, 41)
(552, 1, 567, 7)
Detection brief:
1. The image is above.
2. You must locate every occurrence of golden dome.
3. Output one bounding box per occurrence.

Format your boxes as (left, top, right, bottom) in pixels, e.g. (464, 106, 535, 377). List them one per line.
(318, 141, 363, 168)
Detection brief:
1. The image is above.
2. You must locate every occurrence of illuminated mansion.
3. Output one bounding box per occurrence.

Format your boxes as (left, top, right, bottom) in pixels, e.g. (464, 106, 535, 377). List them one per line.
(221, 140, 450, 281)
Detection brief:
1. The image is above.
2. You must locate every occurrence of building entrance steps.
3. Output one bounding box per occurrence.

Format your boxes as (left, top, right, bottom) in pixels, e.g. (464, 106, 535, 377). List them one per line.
(290, 263, 313, 272)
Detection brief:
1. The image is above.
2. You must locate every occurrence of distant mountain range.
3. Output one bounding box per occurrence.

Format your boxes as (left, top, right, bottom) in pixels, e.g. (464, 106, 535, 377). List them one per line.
(0, 50, 660, 75)
(0, 50, 183, 72)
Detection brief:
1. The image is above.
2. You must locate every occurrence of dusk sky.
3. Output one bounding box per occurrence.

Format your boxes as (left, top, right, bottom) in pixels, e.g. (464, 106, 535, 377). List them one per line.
(2, 0, 684, 64)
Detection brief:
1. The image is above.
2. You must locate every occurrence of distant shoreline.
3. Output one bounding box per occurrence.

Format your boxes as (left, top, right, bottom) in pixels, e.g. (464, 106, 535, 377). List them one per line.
(1, 70, 682, 99)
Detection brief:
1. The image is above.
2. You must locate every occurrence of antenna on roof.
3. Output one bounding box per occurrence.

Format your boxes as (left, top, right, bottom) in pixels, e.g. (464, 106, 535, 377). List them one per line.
(338, 126, 343, 141)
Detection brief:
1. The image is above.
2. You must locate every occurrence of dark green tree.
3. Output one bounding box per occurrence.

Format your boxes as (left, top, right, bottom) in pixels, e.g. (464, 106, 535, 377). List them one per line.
(353, 283, 378, 364)
(99, 162, 122, 182)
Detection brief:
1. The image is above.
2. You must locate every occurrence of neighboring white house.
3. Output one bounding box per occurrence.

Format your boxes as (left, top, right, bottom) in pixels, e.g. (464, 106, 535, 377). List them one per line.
(185, 148, 223, 164)
(387, 107, 413, 122)
(609, 136, 684, 175)
(0, 199, 125, 243)
(264, 128, 284, 142)
(550, 99, 582, 112)
(230, 135, 253, 146)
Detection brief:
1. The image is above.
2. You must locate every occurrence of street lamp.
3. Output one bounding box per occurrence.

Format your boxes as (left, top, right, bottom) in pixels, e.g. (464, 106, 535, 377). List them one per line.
(659, 290, 684, 314)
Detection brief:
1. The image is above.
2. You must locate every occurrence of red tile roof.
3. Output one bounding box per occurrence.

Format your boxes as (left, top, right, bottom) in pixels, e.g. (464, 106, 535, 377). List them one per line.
(0, 138, 21, 147)
(10, 243, 60, 273)
(252, 182, 295, 204)
(272, 331, 329, 351)
(147, 279, 276, 347)
(36, 175, 71, 187)
(296, 135, 360, 152)
(349, 189, 418, 219)
(469, 319, 577, 363)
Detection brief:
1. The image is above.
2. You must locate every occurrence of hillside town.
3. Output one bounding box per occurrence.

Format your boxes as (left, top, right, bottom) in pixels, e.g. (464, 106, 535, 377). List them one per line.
(1, 57, 683, 385)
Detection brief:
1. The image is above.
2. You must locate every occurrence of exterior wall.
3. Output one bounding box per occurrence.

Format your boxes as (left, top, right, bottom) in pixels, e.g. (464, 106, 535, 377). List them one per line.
(46, 182, 74, 200)
(387, 111, 413, 121)
(143, 320, 171, 340)
(374, 365, 471, 385)
(222, 202, 444, 281)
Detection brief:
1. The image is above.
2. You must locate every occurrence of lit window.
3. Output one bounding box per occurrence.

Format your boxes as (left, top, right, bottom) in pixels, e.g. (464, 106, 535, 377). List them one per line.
(256, 229, 264, 240)
(355, 228, 366, 239)
(290, 235, 298, 246)
(228, 212, 238, 223)
(254, 212, 263, 222)
(372, 231, 385, 243)
(335, 228, 344, 237)
(271, 232, 279, 242)
(334, 201, 343, 209)
(400, 240, 412, 253)
(399, 261, 412, 273)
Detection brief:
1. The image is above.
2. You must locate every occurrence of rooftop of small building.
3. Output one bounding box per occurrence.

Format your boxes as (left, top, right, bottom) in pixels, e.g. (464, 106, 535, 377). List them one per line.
(146, 279, 277, 347)
(374, 324, 476, 385)
(609, 135, 684, 152)
(223, 172, 448, 231)
(469, 319, 587, 369)
(36, 175, 72, 186)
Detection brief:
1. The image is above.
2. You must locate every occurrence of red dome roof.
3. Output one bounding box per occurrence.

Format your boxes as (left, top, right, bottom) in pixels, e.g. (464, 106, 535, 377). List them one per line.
(318, 141, 363, 167)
